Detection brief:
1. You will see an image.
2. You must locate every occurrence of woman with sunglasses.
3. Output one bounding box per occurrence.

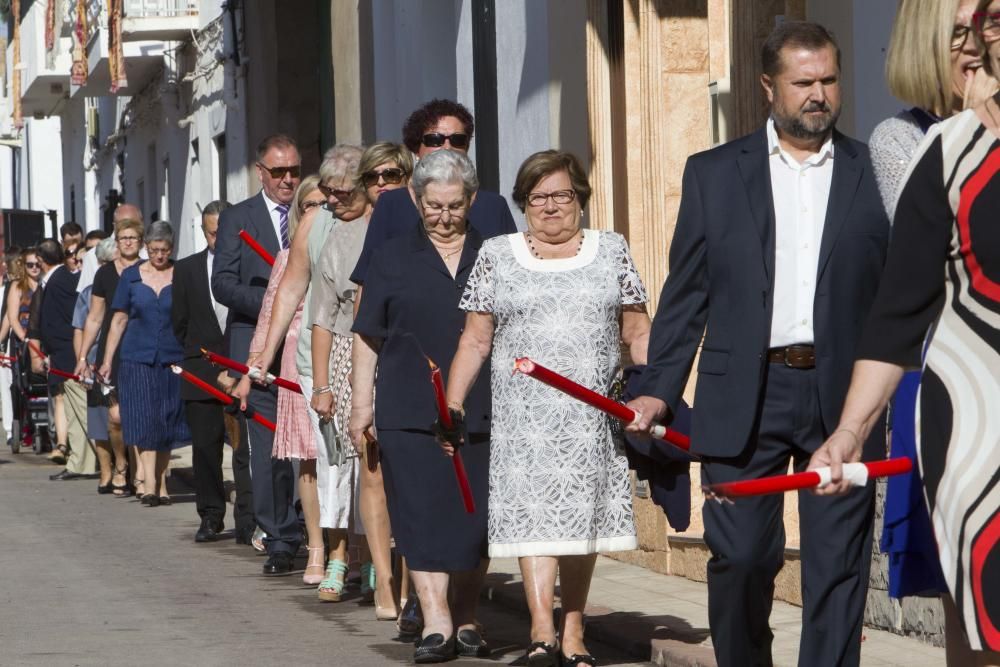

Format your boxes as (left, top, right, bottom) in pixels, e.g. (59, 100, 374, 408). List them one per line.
(234, 175, 333, 585)
(78, 218, 145, 497)
(309, 142, 411, 613)
(6, 248, 41, 351)
(349, 99, 518, 292)
(809, 3, 1000, 663)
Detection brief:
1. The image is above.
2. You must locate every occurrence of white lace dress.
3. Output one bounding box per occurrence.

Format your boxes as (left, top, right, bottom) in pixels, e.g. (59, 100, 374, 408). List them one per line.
(460, 229, 647, 557)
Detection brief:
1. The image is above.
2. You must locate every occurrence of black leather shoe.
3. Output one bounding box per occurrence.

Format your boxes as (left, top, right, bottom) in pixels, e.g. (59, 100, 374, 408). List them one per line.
(262, 551, 294, 576)
(49, 469, 84, 481)
(413, 633, 456, 664)
(195, 518, 224, 543)
(456, 628, 489, 658)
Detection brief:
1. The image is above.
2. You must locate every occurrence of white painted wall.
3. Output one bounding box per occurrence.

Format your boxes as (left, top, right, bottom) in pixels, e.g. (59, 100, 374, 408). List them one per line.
(19, 117, 65, 225)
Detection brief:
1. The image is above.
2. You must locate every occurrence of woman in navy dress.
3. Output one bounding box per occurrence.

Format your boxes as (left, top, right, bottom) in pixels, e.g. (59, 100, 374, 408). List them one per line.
(350, 150, 492, 663)
(101, 221, 189, 507)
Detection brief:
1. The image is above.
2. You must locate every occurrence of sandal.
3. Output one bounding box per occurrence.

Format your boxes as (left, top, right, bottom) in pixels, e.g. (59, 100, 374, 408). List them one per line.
(359, 561, 376, 603)
(526, 640, 560, 667)
(133, 478, 146, 499)
(112, 465, 131, 497)
(303, 547, 326, 586)
(317, 559, 348, 602)
(49, 443, 69, 465)
(560, 653, 596, 666)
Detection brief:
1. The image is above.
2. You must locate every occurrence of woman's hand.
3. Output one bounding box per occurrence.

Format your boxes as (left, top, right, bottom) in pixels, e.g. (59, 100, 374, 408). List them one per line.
(349, 404, 374, 452)
(435, 406, 466, 457)
(232, 374, 253, 411)
(74, 359, 90, 379)
(965, 66, 1000, 110)
(311, 390, 335, 422)
(98, 361, 112, 381)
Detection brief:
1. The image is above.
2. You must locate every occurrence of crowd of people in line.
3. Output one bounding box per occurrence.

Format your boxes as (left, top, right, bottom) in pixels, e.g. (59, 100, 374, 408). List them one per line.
(1, 5, 999, 666)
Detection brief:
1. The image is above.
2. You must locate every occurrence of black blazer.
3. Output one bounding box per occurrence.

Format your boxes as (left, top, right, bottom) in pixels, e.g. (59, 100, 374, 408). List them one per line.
(210, 192, 282, 372)
(36, 266, 81, 387)
(352, 226, 491, 434)
(639, 128, 890, 458)
(350, 187, 517, 285)
(172, 249, 227, 400)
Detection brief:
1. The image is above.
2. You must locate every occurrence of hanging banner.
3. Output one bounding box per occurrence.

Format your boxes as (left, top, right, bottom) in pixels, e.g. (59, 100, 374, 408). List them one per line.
(12, 0, 22, 128)
(45, 0, 55, 51)
(45, 0, 66, 70)
(70, 0, 88, 86)
(108, 0, 128, 93)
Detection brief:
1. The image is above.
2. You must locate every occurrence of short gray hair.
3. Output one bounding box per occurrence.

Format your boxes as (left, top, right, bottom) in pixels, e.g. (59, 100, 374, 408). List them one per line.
(319, 144, 364, 185)
(411, 150, 478, 200)
(95, 236, 116, 263)
(146, 220, 175, 246)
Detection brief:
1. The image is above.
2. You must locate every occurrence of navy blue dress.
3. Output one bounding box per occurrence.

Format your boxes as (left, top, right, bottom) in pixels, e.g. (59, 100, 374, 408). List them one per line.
(111, 262, 190, 451)
(353, 227, 492, 572)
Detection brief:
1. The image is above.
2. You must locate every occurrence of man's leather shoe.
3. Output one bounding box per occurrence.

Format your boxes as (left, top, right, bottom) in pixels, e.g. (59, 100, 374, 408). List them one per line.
(49, 469, 84, 481)
(195, 518, 224, 543)
(262, 551, 294, 576)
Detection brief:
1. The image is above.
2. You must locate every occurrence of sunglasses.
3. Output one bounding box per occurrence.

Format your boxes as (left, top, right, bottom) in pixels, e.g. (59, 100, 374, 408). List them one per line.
(421, 132, 470, 149)
(300, 200, 326, 213)
(318, 183, 357, 201)
(25, 261, 39, 269)
(257, 162, 301, 180)
(361, 168, 406, 188)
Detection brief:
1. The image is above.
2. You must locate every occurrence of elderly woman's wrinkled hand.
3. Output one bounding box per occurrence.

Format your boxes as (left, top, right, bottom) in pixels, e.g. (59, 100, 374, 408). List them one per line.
(349, 404, 374, 452)
(231, 374, 253, 411)
(434, 407, 466, 457)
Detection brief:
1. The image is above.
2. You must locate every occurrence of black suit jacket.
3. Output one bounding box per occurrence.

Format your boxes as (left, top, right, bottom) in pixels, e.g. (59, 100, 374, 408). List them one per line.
(172, 249, 227, 401)
(350, 187, 517, 285)
(639, 128, 890, 458)
(35, 266, 81, 387)
(210, 192, 282, 373)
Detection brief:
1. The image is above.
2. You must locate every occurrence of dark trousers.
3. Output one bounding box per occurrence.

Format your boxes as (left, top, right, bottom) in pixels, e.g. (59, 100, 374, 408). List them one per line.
(229, 413, 255, 539)
(245, 384, 300, 555)
(185, 399, 226, 523)
(701, 364, 876, 667)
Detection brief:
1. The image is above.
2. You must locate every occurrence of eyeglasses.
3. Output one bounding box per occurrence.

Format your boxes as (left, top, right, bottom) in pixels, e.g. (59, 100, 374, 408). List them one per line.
(318, 183, 356, 201)
(974, 12, 1000, 41)
(420, 200, 468, 219)
(300, 200, 326, 214)
(117, 235, 141, 244)
(257, 162, 302, 180)
(24, 261, 39, 269)
(147, 247, 171, 256)
(421, 132, 470, 149)
(526, 189, 577, 207)
(952, 24, 974, 51)
(361, 168, 406, 188)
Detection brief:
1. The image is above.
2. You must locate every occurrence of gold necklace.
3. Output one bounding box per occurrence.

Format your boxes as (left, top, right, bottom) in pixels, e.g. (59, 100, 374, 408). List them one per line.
(432, 240, 464, 261)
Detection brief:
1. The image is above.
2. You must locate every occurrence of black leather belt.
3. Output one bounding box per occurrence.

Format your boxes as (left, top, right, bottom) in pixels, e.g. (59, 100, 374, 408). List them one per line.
(767, 344, 816, 369)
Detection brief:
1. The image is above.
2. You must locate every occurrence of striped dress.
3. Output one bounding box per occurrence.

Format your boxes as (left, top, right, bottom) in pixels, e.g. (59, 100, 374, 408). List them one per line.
(858, 107, 1000, 651)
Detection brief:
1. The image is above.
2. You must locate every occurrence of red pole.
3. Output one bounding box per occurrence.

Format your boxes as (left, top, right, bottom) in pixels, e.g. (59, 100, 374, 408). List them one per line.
(239, 229, 275, 267)
(429, 360, 476, 514)
(170, 365, 276, 432)
(200, 348, 302, 394)
(704, 457, 913, 499)
(513, 357, 691, 453)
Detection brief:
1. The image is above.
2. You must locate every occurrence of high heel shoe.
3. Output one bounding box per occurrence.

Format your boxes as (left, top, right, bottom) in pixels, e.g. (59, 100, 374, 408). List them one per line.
(303, 547, 326, 586)
(359, 561, 376, 603)
(397, 594, 423, 637)
(317, 559, 348, 602)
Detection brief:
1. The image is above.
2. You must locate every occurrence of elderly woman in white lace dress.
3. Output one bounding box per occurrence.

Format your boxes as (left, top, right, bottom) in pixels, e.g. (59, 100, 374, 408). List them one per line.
(444, 150, 651, 667)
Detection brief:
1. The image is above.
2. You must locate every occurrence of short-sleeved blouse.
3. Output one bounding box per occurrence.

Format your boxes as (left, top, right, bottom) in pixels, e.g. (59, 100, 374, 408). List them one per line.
(110, 262, 184, 365)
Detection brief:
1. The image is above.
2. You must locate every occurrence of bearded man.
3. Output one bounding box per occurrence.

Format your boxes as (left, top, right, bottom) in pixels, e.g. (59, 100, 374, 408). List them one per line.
(626, 22, 890, 667)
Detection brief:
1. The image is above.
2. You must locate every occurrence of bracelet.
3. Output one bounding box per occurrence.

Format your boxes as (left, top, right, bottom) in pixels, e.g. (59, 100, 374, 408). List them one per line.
(312, 385, 332, 396)
(833, 428, 862, 447)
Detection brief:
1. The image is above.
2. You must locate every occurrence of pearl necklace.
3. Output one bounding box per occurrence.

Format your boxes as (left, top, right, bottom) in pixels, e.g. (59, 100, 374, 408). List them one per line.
(526, 231, 582, 259)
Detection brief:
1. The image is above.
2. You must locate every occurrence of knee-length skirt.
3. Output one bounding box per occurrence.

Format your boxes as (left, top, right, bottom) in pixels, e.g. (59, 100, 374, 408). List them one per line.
(118, 360, 190, 451)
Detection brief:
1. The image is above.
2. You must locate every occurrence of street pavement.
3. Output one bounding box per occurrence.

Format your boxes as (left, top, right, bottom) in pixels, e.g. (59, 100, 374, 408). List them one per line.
(0, 450, 652, 667)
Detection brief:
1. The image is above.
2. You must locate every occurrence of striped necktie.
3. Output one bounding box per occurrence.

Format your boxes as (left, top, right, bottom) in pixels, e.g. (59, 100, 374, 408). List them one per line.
(276, 203, 290, 249)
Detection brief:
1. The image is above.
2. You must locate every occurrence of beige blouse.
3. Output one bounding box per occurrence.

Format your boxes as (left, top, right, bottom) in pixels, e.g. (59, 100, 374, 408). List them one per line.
(310, 217, 368, 337)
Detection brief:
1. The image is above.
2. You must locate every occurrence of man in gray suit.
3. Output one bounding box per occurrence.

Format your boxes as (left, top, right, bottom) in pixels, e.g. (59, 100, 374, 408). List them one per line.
(628, 23, 889, 667)
(211, 134, 301, 575)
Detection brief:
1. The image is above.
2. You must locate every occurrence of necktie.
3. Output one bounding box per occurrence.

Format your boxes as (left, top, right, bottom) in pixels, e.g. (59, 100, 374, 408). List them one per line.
(277, 203, 290, 249)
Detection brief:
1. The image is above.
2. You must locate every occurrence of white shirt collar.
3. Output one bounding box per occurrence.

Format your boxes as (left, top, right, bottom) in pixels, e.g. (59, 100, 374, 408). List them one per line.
(260, 189, 285, 212)
(41, 265, 59, 286)
(766, 117, 835, 167)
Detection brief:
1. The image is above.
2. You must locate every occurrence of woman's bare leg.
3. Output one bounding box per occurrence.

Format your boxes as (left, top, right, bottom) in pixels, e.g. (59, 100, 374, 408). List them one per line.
(557, 554, 597, 658)
(299, 459, 323, 548)
(360, 458, 397, 613)
(519, 556, 559, 654)
(94, 440, 113, 485)
(450, 558, 489, 631)
(155, 450, 170, 499)
(411, 570, 452, 639)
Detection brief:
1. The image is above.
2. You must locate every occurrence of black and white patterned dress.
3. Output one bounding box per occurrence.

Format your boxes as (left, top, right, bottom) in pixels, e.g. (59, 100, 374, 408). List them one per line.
(461, 230, 647, 557)
(858, 108, 1000, 651)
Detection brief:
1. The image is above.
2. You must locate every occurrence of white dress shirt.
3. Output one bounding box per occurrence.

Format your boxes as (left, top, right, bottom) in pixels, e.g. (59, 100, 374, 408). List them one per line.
(766, 117, 835, 347)
(260, 190, 288, 248)
(206, 249, 228, 334)
(40, 265, 60, 289)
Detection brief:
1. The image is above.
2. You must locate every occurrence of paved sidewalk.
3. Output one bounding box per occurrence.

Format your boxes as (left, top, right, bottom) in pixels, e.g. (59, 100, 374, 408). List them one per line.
(168, 445, 945, 666)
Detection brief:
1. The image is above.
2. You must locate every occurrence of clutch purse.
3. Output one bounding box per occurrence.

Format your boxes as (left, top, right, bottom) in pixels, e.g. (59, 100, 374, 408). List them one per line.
(320, 415, 348, 467)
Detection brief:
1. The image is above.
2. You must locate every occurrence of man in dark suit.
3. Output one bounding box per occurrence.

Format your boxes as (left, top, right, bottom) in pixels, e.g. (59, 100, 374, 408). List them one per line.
(27, 239, 91, 480)
(211, 135, 300, 575)
(173, 200, 254, 543)
(350, 98, 518, 286)
(627, 23, 889, 667)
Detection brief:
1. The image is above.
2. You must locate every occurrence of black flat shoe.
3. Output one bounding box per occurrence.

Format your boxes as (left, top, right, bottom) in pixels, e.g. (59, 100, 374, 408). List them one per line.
(262, 552, 294, 576)
(142, 494, 160, 507)
(527, 641, 560, 667)
(97, 480, 114, 494)
(413, 633, 455, 664)
(49, 469, 84, 481)
(455, 628, 489, 658)
(561, 653, 596, 666)
(158, 496, 172, 506)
